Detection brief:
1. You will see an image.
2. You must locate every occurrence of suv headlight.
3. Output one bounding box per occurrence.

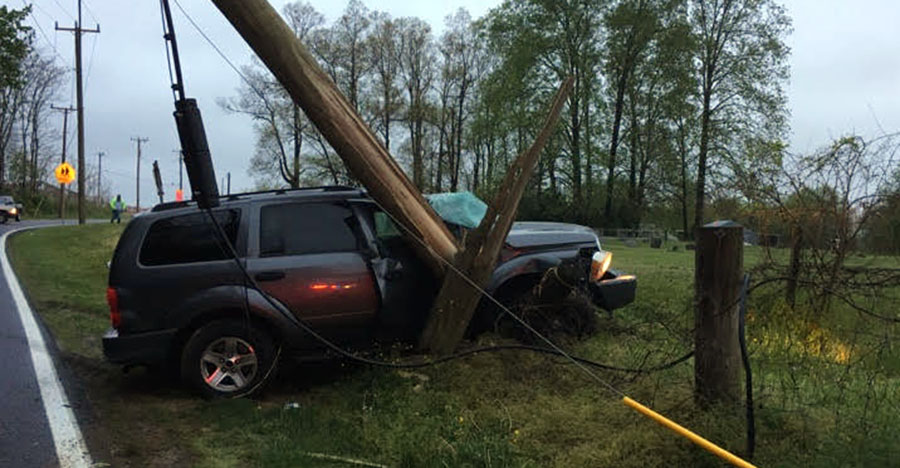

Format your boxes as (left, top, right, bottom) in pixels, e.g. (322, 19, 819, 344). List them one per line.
(9, 208, 16, 215)
(591, 251, 612, 281)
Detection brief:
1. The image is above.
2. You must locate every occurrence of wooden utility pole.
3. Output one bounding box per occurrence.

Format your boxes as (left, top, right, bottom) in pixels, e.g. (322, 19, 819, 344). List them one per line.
(226, 171, 231, 195)
(56, 1, 99, 225)
(131, 137, 148, 212)
(96, 151, 104, 202)
(420, 78, 574, 354)
(694, 220, 743, 406)
(174, 150, 184, 191)
(51, 105, 76, 218)
(211, 0, 458, 271)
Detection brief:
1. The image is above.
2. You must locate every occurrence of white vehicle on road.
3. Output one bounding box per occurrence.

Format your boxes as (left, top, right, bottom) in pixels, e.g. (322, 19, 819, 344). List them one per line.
(0, 196, 22, 223)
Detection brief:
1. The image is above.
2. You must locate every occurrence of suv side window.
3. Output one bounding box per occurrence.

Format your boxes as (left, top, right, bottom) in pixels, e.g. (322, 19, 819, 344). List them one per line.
(139, 209, 241, 266)
(259, 203, 359, 257)
(373, 211, 402, 240)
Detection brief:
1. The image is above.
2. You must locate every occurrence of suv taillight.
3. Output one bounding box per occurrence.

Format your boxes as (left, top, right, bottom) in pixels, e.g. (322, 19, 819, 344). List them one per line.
(106, 287, 121, 329)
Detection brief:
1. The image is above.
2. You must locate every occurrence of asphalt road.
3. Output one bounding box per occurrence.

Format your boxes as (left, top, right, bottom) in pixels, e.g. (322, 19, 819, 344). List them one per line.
(0, 219, 92, 468)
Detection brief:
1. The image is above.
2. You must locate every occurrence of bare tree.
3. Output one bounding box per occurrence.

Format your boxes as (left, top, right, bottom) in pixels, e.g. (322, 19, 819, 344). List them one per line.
(395, 17, 435, 190)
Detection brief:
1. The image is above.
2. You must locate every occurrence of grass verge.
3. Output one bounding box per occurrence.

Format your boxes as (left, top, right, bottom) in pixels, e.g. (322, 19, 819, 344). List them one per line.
(8, 225, 899, 467)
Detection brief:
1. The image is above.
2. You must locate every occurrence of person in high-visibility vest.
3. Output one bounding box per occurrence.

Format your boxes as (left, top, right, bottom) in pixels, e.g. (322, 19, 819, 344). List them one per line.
(110, 194, 126, 224)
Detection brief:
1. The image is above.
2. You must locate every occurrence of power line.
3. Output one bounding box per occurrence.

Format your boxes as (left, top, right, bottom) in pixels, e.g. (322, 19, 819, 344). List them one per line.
(50, 0, 75, 21)
(171, 0, 268, 104)
(22, 2, 67, 64)
(83, 32, 98, 93)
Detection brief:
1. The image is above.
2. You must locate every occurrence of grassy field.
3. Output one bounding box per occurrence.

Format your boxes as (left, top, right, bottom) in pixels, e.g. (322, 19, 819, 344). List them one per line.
(8, 225, 899, 467)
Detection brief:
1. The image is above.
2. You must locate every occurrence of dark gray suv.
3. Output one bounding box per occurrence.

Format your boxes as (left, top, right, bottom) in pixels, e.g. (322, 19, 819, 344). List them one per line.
(103, 187, 636, 397)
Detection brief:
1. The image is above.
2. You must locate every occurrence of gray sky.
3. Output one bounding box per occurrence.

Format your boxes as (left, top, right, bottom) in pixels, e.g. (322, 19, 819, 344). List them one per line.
(16, 0, 900, 208)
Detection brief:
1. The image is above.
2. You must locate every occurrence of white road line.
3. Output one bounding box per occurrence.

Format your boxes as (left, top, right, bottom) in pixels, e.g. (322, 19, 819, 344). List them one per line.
(1, 228, 93, 468)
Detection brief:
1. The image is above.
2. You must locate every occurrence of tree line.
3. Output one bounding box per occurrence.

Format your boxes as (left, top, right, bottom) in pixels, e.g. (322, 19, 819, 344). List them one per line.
(226, 0, 795, 234)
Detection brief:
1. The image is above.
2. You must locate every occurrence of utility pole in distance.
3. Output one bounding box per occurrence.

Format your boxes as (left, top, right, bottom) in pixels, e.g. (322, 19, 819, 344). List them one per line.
(131, 137, 148, 212)
(56, 0, 100, 225)
(97, 151, 104, 202)
(173, 149, 183, 191)
(51, 105, 76, 219)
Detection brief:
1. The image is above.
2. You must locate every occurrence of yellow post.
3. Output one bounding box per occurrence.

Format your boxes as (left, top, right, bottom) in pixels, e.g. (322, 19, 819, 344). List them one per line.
(623, 397, 757, 468)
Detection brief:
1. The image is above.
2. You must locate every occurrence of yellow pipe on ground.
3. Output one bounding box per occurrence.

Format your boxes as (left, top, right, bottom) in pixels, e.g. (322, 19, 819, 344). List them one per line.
(622, 396, 757, 468)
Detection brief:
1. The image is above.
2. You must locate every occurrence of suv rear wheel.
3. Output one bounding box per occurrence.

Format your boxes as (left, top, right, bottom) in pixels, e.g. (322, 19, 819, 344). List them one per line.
(180, 319, 278, 398)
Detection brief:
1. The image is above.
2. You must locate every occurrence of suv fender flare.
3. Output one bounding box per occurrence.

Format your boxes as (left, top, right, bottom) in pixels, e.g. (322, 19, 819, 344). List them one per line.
(487, 253, 568, 293)
(168, 285, 296, 340)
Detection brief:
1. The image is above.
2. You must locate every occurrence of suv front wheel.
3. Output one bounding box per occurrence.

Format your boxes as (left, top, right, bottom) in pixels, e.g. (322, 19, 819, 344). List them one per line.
(180, 319, 278, 398)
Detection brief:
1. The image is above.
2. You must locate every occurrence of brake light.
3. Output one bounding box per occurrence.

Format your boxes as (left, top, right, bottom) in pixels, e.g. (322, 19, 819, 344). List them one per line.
(106, 287, 121, 329)
(591, 251, 612, 281)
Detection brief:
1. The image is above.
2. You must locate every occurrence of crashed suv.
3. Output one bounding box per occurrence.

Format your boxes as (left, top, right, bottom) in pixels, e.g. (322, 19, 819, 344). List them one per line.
(103, 187, 636, 397)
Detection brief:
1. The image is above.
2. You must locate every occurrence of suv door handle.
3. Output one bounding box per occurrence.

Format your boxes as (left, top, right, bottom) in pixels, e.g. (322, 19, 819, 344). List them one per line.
(254, 271, 285, 282)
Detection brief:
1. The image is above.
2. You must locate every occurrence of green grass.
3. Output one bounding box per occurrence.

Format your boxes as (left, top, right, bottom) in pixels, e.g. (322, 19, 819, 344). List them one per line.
(8, 225, 900, 467)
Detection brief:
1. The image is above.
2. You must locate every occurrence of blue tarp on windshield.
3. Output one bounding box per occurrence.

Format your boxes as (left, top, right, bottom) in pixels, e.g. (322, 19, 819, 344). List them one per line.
(425, 192, 487, 229)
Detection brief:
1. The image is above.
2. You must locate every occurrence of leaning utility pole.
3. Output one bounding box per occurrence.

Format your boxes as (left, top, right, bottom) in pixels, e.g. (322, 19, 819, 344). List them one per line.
(97, 151, 104, 202)
(56, 0, 100, 225)
(211, 0, 457, 272)
(131, 137, 148, 212)
(51, 105, 76, 218)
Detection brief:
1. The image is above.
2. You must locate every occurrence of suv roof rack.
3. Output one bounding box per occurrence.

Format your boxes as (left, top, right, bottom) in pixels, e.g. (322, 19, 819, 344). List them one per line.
(150, 185, 363, 212)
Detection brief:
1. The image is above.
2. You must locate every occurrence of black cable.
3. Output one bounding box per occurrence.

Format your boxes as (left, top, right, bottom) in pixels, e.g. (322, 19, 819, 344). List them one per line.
(738, 273, 755, 460)
(200, 207, 693, 375)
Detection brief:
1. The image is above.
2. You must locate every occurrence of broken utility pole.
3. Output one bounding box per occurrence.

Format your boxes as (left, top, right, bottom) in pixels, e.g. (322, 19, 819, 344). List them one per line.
(211, 0, 458, 272)
(420, 78, 574, 354)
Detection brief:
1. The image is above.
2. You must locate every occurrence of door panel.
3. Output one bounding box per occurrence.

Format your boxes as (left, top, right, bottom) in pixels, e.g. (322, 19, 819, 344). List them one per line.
(248, 202, 379, 339)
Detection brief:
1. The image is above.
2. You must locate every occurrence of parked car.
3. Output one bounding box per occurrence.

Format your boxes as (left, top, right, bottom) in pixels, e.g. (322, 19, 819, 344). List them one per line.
(102, 186, 636, 397)
(0, 195, 22, 222)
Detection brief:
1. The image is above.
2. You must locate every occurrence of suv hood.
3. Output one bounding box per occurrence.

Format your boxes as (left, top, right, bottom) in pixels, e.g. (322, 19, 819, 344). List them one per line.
(506, 221, 598, 249)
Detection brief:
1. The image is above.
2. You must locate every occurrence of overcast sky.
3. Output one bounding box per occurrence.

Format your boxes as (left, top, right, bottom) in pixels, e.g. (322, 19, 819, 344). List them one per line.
(14, 0, 900, 208)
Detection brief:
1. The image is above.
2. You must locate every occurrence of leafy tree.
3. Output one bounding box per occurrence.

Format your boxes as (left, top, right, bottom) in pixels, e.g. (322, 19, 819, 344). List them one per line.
(689, 0, 791, 235)
(0, 5, 32, 188)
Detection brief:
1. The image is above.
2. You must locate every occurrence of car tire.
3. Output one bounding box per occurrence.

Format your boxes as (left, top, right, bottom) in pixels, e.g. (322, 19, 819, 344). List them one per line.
(15, 214, 20, 222)
(180, 319, 279, 399)
(1, 214, 7, 224)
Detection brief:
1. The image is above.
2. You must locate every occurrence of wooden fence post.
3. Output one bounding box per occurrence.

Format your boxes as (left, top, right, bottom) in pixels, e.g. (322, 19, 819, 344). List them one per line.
(694, 220, 743, 406)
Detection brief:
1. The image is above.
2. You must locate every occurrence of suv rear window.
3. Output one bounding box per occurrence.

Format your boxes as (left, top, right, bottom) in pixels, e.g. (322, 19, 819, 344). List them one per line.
(139, 210, 241, 266)
(259, 203, 358, 257)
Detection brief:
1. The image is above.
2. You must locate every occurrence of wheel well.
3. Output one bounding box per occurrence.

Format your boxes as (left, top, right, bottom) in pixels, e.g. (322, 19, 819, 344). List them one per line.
(492, 273, 543, 303)
(169, 309, 282, 364)
(469, 273, 543, 336)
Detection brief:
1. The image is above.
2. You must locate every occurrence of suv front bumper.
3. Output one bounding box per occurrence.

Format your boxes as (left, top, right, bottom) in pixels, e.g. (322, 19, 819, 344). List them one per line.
(103, 328, 178, 365)
(589, 269, 637, 311)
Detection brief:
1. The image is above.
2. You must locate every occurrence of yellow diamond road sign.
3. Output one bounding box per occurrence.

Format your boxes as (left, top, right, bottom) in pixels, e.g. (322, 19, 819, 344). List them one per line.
(55, 162, 76, 185)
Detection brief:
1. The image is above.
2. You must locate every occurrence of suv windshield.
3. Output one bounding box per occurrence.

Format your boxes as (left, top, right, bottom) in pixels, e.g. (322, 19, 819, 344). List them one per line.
(0, 196, 13, 204)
